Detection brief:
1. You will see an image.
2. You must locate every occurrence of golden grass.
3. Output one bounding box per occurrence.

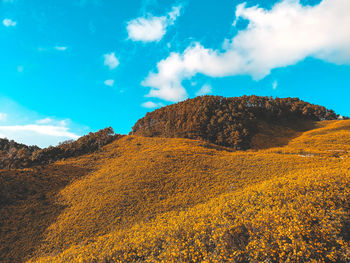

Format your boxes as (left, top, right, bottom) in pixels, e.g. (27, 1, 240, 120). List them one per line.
(1, 120, 349, 262)
(33, 165, 350, 262)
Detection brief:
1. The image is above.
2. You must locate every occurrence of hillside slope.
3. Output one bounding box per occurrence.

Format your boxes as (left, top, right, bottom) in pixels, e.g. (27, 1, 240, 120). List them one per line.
(0, 120, 349, 262)
(0, 127, 120, 169)
(131, 95, 339, 149)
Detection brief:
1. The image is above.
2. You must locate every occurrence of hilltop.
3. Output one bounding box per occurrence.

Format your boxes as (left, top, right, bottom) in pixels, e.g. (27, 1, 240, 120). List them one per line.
(0, 96, 341, 169)
(132, 95, 339, 149)
(0, 96, 349, 263)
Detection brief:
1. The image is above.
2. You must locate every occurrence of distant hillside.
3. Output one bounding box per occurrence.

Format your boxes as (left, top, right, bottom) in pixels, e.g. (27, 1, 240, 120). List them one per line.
(0, 139, 40, 168)
(0, 120, 349, 263)
(132, 95, 339, 149)
(0, 127, 121, 169)
(0, 97, 349, 263)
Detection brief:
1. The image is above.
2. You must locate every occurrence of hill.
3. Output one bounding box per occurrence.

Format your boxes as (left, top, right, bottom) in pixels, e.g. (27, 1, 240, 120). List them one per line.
(0, 138, 40, 168)
(0, 127, 121, 169)
(0, 118, 349, 262)
(131, 95, 339, 150)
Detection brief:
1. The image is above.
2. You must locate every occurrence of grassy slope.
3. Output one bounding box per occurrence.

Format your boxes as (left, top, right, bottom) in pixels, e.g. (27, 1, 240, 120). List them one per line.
(1, 120, 349, 262)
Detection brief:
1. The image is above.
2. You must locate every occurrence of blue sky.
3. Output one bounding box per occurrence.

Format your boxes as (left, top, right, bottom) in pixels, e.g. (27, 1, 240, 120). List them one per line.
(0, 0, 349, 147)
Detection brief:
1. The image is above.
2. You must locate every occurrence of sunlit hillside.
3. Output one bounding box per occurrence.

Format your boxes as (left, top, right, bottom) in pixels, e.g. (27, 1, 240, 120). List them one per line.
(1, 120, 349, 262)
(132, 95, 338, 150)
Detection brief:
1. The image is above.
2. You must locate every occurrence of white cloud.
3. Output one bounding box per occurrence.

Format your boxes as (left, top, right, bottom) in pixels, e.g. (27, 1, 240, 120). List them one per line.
(104, 52, 119, 70)
(0, 125, 78, 138)
(35, 117, 68, 126)
(127, 5, 181, 42)
(143, 0, 350, 101)
(195, 84, 212, 96)
(54, 46, 68, 51)
(167, 6, 181, 22)
(3, 18, 16, 27)
(0, 125, 80, 147)
(141, 101, 164, 109)
(0, 113, 7, 121)
(272, 80, 278, 90)
(58, 120, 67, 126)
(142, 44, 225, 101)
(0, 98, 82, 147)
(104, 79, 114, 87)
(36, 117, 53, 124)
(37, 46, 68, 52)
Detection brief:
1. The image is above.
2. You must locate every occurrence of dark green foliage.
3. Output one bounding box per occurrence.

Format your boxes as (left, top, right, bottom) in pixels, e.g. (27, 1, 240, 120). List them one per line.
(131, 95, 338, 149)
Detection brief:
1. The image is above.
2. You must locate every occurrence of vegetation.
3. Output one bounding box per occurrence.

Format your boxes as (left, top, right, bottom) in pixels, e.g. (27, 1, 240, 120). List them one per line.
(33, 165, 350, 263)
(0, 118, 349, 262)
(0, 139, 39, 168)
(0, 127, 121, 169)
(0, 97, 349, 262)
(132, 95, 339, 149)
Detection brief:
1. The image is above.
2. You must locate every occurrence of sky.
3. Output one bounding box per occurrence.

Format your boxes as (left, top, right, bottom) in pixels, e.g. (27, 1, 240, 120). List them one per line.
(0, 0, 349, 147)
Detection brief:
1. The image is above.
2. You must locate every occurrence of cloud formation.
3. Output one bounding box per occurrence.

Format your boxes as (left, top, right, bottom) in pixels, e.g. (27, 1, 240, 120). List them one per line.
(195, 84, 212, 96)
(272, 80, 278, 90)
(0, 113, 7, 121)
(35, 117, 67, 126)
(3, 18, 16, 27)
(127, 5, 181, 42)
(0, 125, 79, 139)
(141, 101, 164, 109)
(143, 0, 350, 101)
(104, 52, 119, 70)
(54, 46, 68, 51)
(104, 79, 114, 87)
(0, 98, 82, 147)
(35, 117, 53, 124)
(0, 124, 80, 147)
(38, 46, 68, 52)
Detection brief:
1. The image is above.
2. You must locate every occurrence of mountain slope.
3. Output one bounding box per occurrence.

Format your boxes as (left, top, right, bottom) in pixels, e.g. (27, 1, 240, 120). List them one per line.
(1, 120, 349, 262)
